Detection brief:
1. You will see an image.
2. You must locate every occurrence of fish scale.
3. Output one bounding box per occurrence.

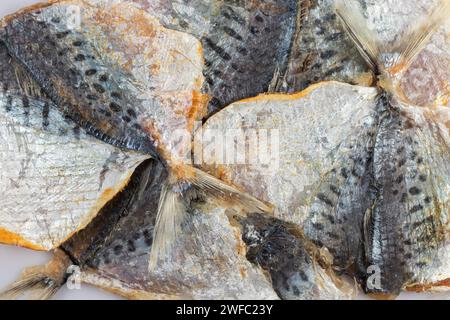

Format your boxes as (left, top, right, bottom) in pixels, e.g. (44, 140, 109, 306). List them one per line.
(2, 8, 158, 157)
(136, 0, 299, 116)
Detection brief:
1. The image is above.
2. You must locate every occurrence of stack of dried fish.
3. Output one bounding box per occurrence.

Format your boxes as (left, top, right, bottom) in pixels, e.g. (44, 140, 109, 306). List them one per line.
(0, 0, 448, 300)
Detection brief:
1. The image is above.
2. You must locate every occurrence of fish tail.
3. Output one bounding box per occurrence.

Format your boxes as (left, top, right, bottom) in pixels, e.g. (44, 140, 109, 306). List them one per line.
(335, 0, 449, 79)
(149, 166, 273, 270)
(0, 249, 72, 300)
(334, 0, 382, 74)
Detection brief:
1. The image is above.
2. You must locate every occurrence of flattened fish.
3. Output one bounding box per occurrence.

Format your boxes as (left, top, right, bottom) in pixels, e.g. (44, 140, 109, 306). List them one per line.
(0, 0, 272, 270)
(0, 41, 148, 250)
(1, 159, 353, 300)
(200, 0, 450, 297)
(283, 0, 449, 107)
(133, 0, 299, 116)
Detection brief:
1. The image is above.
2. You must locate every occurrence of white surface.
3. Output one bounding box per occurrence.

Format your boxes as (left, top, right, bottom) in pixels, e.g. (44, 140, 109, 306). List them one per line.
(0, 0, 448, 300)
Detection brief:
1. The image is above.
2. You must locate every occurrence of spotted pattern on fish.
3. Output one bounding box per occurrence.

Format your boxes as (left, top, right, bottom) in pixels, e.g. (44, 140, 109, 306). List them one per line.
(282, 0, 371, 92)
(1, 9, 158, 158)
(242, 213, 350, 299)
(361, 92, 449, 295)
(138, 0, 299, 117)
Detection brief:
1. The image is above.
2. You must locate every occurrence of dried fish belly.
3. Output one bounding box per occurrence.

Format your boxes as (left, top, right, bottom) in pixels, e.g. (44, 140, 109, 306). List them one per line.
(0, 37, 148, 250)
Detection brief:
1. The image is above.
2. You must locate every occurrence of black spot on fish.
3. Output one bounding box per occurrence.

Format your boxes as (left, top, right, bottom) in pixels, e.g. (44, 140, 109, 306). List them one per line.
(393, 189, 399, 195)
(85, 69, 97, 76)
(400, 193, 408, 203)
(417, 157, 423, 164)
(56, 31, 70, 39)
(74, 54, 86, 61)
(298, 270, 308, 282)
(424, 196, 431, 204)
(340, 168, 348, 179)
(127, 109, 136, 118)
(109, 102, 122, 113)
(396, 174, 404, 184)
(122, 116, 131, 123)
(22, 97, 30, 125)
(86, 94, 98, 101)
(42, 103, 49, 128)
(317, 193, 333, 207)
(111, 91, 122, 99)
(312, 222, 324, 230)
(410, 204, 423, 214)
(250, 26, 259, 35)
(222, 26, 243, 41)
(237, 46, 248, 57)
(132, 123, 142, 130)
(113, 244, 123, 255)
(50, 17, 61, 24)
(99, 74, 108, 82)
(72, 40, 83, 47)
(409, 187, 421, 195)
(127, 240, 136, 252)
(329, 185, 340, 196)
(204, 38, 231, 61)
(418, 174, 427, 182)
(416, 262, 427, 268)
(5, 95, 12, 112)
(221, 7, 245, 25)
(255, 15, 264, 23)
(93, 83, 105, 94)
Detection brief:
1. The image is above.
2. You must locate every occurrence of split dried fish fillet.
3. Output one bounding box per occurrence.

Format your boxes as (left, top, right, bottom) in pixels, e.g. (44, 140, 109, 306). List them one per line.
(200, 0, 450, 297)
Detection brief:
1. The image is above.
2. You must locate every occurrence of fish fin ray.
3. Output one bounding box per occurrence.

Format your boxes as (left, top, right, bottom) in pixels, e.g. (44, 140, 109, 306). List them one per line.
(335, 0, 382, 73)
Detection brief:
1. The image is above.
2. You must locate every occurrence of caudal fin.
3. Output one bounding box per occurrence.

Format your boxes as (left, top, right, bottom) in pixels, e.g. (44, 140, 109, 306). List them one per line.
(149, 167, 273, 270)
(335, 0, 449, 78)
(0, 249, 72, 300)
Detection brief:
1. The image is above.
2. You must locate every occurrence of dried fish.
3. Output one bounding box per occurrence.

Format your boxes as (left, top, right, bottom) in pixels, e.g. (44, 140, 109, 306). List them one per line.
(0, 41, 148, 251)
(2, 159, 354, 300)
(0, 0, 272, 272)
(283, 0, 449, 107)
(200, 0, 449, 297)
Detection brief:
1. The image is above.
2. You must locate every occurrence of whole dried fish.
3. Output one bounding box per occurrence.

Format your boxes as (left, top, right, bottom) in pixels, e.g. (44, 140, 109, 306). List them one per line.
(200, 0, 449, 297)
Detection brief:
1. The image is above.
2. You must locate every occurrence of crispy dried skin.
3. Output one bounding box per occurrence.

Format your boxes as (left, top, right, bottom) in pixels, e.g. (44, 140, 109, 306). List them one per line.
(1, 0, 206, 161)
(201, 82, 449, 295)
(134, 0, 300, 117)
(62, 160, 279, 299)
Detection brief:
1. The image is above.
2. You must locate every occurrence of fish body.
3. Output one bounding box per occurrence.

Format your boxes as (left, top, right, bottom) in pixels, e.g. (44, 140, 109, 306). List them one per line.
(283, 0, 449, 107)
(0, 40, 148, 250)
(61, 160, 351, 299)
(0, 0, 272, 270)
(133, 0, 300, 116)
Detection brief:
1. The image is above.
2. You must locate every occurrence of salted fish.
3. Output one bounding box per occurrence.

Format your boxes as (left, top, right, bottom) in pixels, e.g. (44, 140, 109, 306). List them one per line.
(0, 40, 148, 250)
(199, 0, 450, 296)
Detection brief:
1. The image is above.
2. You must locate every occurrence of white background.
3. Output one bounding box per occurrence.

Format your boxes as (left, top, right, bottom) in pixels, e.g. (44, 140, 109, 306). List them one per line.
(0, 0, 447, 300)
